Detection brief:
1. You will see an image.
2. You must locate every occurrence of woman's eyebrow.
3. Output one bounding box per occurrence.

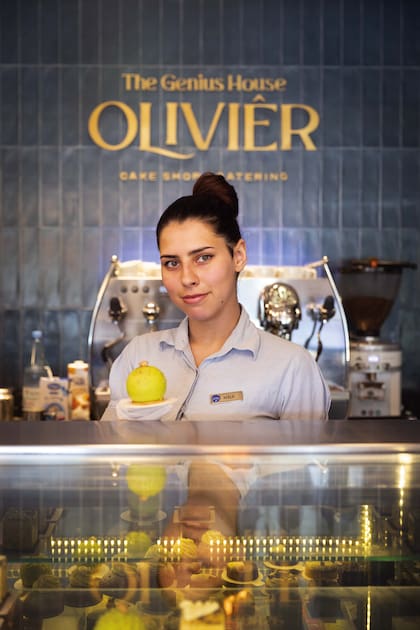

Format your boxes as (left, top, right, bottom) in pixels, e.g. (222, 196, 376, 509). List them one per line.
(160, 246, 215, 259)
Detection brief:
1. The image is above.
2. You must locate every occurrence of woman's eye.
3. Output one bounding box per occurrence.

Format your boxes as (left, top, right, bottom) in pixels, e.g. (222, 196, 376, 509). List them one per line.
(197, 254, 213, 263)
(163, 260, 179, 269)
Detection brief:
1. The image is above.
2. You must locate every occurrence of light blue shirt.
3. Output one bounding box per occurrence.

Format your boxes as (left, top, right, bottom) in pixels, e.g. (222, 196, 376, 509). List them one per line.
(102, 307, 331, 422)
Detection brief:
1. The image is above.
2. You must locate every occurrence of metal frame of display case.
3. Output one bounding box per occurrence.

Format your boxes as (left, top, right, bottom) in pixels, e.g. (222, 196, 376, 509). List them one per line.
(0, 419, 419, 629)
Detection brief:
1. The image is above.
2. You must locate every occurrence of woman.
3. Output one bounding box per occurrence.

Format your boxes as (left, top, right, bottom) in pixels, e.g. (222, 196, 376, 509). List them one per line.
(103, 172, 330, 421)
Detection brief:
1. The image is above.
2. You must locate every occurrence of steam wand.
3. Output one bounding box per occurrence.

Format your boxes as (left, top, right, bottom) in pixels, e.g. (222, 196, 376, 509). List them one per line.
(101, 296, 127, 367)
(304, 295, 336, 361)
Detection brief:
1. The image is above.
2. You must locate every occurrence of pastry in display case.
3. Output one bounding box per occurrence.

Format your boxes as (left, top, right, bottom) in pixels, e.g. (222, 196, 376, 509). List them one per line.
(0, 418, 420, 629)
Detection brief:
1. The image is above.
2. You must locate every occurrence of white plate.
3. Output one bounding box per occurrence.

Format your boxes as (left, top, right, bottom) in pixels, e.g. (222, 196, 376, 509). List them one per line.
(221, 569, 264, 587)
(116, 397, 177, 420)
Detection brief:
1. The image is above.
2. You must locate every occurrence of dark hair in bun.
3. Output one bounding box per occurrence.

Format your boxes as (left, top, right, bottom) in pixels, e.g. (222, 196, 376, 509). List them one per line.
(192, 171, 238, 215)
(156, 172, 242, 254)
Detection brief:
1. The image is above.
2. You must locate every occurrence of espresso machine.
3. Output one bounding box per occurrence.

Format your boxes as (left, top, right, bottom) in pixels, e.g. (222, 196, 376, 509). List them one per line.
(88, 256, 350, 419)
(337, 259, 416, 418)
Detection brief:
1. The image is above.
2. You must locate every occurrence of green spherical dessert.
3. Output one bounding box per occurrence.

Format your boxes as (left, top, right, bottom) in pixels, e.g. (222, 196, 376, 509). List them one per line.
(64, 565, 102, 608)
(20, 562, 53, 589)
(128, 491, 160, 521)
(22, 574, 64, 619)
(93, 607, 145, 630)
(98, 562, 140, 602)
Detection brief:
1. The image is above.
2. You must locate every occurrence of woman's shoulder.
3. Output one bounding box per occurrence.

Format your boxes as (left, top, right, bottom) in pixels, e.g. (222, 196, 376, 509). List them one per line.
(123, 326, 179, 354)
(256, 325, 317, 364)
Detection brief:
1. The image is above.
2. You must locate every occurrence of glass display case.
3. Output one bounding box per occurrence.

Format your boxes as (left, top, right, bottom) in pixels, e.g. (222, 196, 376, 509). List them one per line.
(0, 418, 420, 629)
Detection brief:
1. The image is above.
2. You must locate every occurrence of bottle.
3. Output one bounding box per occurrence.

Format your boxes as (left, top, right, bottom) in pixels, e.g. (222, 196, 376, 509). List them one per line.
(22, 330, 53, 421)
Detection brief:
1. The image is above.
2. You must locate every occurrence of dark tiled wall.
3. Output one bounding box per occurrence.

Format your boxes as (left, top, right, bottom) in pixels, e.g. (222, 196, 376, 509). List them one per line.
(0, 0, 419, 405)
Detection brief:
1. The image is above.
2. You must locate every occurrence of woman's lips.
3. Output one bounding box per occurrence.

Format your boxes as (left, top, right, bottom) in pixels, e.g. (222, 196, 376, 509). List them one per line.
(182, 293, 208, 305)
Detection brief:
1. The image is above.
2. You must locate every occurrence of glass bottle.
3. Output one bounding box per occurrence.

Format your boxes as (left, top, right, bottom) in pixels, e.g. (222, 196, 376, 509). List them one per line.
(22, 330, 52, 421)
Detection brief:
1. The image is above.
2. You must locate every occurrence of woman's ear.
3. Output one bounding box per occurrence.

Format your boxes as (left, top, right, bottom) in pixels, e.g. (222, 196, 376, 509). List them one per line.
(233, 239, 247, 272)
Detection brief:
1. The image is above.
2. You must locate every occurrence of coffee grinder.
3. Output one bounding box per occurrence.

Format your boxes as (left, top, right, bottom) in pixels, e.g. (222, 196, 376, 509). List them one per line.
(337, 259, 416, 418)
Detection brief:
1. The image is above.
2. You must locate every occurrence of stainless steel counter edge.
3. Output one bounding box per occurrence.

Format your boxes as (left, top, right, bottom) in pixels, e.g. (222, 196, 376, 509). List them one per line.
(0, 418, 419, 455)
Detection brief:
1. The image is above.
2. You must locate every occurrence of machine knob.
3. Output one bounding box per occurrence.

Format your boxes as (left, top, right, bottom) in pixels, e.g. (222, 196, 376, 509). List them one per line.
(108, 296, 127, 323)
(142, 302, 160, 325)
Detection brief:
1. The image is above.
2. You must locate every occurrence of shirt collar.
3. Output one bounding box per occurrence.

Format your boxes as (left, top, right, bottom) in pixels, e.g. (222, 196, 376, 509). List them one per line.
(160, 307, 260, 359)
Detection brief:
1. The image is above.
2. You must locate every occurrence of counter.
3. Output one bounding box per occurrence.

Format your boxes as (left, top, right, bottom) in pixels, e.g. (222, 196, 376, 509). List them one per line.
(1, 416, 419, 447)
(0, 418, 420, 629)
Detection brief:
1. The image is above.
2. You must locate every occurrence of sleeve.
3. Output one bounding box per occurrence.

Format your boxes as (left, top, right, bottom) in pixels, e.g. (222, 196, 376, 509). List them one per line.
(108, 337, 143, 401)
(279, 348, 331, 421)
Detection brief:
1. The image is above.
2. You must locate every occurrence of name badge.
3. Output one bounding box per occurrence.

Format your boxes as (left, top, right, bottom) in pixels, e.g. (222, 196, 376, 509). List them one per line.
(210, 391, 243, 404)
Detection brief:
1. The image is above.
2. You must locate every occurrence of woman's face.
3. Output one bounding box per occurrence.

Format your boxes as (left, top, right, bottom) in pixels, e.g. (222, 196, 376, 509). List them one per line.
(159, 219, 246, 323)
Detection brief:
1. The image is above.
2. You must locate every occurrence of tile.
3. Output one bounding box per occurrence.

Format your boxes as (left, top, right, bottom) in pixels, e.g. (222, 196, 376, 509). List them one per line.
(82, 228, 104, 309)
(1, 69, 19, 145)
(141, 228, 160, 263)
(222, 0, 242, 65)
(141, 1, 161, 64)
(60, 0, 80, 64)
(60, 310, 83, 372)
(1, 148, 20, 227)
(21, 229, 40, 308)
(382, 70, 402, 147)
(81, 148, 101, 227)
(182, 0, 204, 65)
(102, 152, 122, 226)
(321, 149, 341, 228)
(0, 310, 21, 388)
(40, 0, 59, 63)
(120, 0, 141, 65)
(343, 0, 361, 65)
(302, 153, 322, 227)
(39, 228, 62, 308)
(362, 0, 381, 65)
(22, 69, 40, 145)
(342, 151, 362, 228)
(282, 0, 301, 65)
(41, 68, 60, 145)
(362, 70, 381, 146)
(61, 227, 83, 308)
(0, 3, 19, 63)
(161, 0, 181, 65)
(360, 228, 381, 259)
(402, 1, 420, 65)
(361, 150, 380, 227)
(40, 148, 60, 227)
(262, 229, 282, 265)
(323, 70, 342, 147)
(0, 228, 19, 307)
(202, 1, 223, 64)
(242, 2, 262, 65)
(402, 70, 420, 148)
(62, 147, 81, 227)
(282, 152, 303, 227)
(21, 148, 40, 227)
(61, 68, 81, 146)
(122, 228, 141, 260)
(43, 310, 61, 375)
(81, 1, 99, 64)
(322, 0, 340, 65)
(81, 68, 101, 146)
(383, 0, 401, 65)
(401, 153, 420, 228)
(381, 150, 401, 228)
(242, 229, 261, 265)
(342, 70, 362, 147)
(303, 0, 321, 66)
(103, 228, 122, 266)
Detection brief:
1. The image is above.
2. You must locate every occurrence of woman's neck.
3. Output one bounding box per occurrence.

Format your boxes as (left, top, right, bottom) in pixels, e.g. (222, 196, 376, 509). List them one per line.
(188, 303, 241, 366)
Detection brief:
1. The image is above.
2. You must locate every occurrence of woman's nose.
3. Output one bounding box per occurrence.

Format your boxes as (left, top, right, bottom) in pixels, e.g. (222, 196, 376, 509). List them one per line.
(181, 264, 199, 286)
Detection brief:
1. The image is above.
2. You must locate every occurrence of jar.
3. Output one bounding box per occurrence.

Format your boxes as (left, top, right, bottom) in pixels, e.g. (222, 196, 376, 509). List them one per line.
(0, 388, 14, 421)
